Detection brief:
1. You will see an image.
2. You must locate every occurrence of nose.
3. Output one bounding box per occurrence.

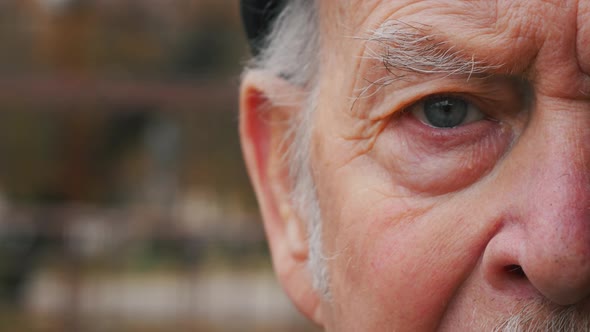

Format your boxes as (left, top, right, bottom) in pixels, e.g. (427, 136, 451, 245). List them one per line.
(487, 105, 590, 305)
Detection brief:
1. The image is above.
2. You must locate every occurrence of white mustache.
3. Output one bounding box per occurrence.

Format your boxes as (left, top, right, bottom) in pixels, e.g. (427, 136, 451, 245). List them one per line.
(492, 299, 590, 332)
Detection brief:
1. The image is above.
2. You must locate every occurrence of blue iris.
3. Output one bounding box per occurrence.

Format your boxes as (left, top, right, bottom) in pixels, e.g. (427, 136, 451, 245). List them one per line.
(423, 97, 468, 128)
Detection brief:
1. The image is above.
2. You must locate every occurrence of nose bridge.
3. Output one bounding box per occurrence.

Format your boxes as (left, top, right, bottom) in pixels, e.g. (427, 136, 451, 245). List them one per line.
(520, 113, 590, 223)
(506, 99, 590, 304)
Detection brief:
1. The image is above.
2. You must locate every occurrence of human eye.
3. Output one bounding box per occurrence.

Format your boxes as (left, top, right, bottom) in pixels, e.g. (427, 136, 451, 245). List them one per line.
(376, 80, 525, 195)
(408, 95, 485, 129)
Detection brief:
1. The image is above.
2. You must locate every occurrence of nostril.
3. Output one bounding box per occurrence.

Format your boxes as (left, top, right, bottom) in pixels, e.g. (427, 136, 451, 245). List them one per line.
(504, 264, 526, 279)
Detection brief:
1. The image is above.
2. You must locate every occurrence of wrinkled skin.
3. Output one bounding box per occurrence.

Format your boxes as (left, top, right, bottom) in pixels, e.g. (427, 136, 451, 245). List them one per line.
(240, 0, 590, 331)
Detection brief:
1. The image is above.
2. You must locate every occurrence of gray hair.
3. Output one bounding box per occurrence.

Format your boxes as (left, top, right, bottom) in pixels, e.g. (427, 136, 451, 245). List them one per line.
(491, 299, 590, 331)
(246, 0, 331, 297)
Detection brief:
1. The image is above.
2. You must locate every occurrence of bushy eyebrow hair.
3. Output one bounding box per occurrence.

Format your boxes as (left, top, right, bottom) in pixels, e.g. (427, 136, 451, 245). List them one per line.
(358, 20, 501, 82)
(349, 20, 505, 114)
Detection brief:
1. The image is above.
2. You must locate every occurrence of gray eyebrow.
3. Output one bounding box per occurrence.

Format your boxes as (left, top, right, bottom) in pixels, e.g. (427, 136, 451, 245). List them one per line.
(358, 20, 501, 81)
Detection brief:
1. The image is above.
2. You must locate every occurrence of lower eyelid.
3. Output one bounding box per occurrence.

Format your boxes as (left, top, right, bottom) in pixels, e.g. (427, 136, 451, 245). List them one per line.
(401, 111, 502, 150)
(379, 114, 513, 196)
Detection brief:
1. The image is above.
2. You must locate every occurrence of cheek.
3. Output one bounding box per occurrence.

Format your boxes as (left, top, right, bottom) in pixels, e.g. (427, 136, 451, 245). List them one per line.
(376, 116, 513, 195)
(315, 108, 515, 329)
(326, 197, 495, 330)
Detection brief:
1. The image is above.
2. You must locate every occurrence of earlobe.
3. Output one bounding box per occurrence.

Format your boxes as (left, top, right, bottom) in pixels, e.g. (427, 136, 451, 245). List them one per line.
(239, 70, 323, 326)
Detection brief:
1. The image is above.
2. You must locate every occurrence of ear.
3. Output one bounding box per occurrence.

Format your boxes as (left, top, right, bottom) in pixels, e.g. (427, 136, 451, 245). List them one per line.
(239, 70, 323, 325)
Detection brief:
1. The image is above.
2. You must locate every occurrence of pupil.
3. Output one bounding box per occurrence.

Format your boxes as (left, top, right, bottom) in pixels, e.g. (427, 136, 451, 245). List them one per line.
(423, 97, 468, 128)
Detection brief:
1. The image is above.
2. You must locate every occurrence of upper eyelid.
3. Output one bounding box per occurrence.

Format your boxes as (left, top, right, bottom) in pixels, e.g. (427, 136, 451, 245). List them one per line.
(403, 93, 484, 113)
(401, 88, 523, 120)
(363, 75, 526, 123)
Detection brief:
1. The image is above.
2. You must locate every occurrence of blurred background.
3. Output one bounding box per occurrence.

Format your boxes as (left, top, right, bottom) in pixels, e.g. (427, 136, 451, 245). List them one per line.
(0, 0, 319, 331)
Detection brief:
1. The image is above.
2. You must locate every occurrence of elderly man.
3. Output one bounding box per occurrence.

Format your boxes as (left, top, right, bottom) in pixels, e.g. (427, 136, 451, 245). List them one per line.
(239, 0, 590, 330)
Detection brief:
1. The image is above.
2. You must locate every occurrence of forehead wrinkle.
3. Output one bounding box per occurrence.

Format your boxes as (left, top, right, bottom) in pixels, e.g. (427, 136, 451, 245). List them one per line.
(338, 0, 381, 35)
(388, 1, 544, 73)
(342, 0, 545, 79)
(349, 0, 555, 99)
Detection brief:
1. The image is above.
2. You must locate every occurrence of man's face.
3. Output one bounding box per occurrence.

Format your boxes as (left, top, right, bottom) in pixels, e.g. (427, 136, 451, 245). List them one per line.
(241, 0, 590, 330)
(309, 0, 590, 330)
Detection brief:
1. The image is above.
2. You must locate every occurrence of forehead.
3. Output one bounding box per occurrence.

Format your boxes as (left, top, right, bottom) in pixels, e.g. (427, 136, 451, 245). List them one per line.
(325, 0, 572, 39)
(318, 0, 590, 98)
